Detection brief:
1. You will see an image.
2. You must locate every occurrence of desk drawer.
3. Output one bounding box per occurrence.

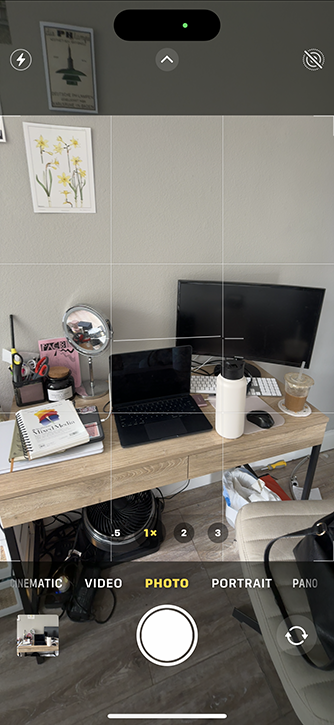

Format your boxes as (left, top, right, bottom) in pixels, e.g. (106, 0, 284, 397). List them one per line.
(112, 457, 188, 498)
(188, 448, 223, 480)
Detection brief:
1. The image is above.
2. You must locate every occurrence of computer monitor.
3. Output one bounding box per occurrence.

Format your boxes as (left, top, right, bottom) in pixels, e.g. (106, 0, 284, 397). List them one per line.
(176, 280, 223, 357)
(44, 626, 59, 638)
(176, 280, 325, 368)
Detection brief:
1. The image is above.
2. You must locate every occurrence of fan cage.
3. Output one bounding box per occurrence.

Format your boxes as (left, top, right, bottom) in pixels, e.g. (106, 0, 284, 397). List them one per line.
(83, 491, 157, 551)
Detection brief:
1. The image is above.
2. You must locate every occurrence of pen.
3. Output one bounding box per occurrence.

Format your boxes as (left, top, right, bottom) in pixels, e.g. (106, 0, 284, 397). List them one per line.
(10, 315, 23, 384)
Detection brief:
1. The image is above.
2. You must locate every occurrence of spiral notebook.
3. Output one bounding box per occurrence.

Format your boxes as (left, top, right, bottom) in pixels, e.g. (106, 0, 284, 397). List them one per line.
(16, 400, 90, 460)
(0, 420, 103, 475)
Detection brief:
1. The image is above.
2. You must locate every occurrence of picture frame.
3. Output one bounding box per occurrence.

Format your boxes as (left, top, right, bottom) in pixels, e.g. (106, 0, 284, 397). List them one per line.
(23, 122, 96, 213)
(0, 102, 6, 142)
(40, 21, 98, 113)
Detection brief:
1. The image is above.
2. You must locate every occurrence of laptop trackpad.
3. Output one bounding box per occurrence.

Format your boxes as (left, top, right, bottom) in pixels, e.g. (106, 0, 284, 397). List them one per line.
(145, 419, 186, 440)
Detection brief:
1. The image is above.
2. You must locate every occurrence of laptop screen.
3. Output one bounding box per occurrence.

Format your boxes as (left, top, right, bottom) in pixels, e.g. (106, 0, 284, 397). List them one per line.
(111, 346, 192, 406)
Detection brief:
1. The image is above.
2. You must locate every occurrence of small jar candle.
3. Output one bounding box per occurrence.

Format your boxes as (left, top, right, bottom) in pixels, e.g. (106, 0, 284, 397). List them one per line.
(46, 366, 75, 401)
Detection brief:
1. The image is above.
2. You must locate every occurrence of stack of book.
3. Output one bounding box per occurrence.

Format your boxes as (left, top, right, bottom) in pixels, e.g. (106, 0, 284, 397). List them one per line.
(0, 400, 104, 474)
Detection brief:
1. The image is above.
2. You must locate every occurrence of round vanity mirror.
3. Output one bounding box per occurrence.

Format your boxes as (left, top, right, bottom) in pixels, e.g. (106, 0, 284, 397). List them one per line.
(62, 305, 112, 397)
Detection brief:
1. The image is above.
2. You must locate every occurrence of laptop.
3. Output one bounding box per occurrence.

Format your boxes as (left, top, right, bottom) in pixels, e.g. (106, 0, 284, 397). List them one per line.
(111, 345, 213, 447)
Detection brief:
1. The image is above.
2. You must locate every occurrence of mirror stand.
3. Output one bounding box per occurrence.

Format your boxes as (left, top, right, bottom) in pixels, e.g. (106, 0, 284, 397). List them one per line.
(62, 304, 112, 399)
(79, 355, 108, 398)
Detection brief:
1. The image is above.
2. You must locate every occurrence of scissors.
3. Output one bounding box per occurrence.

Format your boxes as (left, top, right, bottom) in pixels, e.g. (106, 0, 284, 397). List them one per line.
(33, 356, 49, 379)
(73, 332, 91, 344)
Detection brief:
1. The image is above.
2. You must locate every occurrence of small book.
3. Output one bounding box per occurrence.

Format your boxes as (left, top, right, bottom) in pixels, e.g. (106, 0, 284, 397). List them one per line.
(15, 400, 90, 460)
(76, 405, 104, 443)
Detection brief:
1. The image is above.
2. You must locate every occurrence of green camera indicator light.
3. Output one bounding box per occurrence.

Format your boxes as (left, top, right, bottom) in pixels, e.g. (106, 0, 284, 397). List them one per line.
(182, 23, 188, 28)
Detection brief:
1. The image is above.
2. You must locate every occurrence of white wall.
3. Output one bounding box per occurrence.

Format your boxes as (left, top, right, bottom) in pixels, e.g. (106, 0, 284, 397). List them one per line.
(17, 613, 58, 638)
(0, 115, 111, 414)
(1, 115, 333, 434)
(111, 115, 222, 353)
(224, 116, 334, 428)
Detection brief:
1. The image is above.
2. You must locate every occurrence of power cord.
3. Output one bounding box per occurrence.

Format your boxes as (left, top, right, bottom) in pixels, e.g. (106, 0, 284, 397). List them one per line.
(99, 372, 112, 422)
(191, 356, 222, 375)
(65, 564, 117, 623)
(40, 523, 117, 624)
(289, 455, 310, 498)
(155, 479, 190, 507)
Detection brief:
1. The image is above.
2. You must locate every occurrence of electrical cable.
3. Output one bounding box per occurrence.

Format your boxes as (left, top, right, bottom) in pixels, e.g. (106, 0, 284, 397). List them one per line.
(191, 357, 215, 373)
(289, 455, 310, 498)
(155, 488, 165, 511)
(100, 372, 112, 422)
(165, 479, 190, 499)
(190, 368, 211, 377)
(38, 518, 82, 562)
(290, 455, 310, 482)
(94, 589, 117, 624)
(156, 479, 190, 505)
(37, 516, 117, 619)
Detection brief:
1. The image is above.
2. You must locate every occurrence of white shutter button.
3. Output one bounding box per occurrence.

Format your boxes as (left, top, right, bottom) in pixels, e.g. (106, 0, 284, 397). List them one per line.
(136, 605, 198, 667)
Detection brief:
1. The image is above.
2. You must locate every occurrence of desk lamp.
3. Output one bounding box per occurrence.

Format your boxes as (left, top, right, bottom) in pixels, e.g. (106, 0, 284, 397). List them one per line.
(62, 304, 112, 398)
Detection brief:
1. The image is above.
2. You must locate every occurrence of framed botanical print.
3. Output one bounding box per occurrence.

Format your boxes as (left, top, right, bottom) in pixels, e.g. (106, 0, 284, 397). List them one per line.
(23, 122, 96, 213)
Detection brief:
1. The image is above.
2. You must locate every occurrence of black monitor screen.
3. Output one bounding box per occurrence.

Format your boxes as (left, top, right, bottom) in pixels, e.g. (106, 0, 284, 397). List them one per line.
(176, 280, 325, 368)
(44, 626, 59, 638)
(176, 281, 223, 357)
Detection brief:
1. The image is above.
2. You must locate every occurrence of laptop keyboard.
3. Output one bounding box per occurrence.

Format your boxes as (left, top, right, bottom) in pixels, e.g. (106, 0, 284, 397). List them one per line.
(115, 396, 199, 428)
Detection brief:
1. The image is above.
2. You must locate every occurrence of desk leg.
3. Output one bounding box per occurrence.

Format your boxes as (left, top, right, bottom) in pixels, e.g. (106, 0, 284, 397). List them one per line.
(232, 607, 261, 634)
(5, 526, 35, 614)
(301, 444, 321, 500)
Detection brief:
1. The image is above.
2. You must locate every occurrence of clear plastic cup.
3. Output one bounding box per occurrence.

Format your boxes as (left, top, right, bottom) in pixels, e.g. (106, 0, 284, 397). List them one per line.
(284, 372, 314, 413)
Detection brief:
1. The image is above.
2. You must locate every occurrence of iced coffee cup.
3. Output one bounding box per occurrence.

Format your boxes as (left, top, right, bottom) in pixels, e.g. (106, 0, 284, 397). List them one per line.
(284, 372, 314, 413)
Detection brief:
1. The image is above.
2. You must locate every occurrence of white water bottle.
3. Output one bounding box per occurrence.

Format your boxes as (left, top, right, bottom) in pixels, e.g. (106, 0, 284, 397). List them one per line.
(215, 359, 247, 439)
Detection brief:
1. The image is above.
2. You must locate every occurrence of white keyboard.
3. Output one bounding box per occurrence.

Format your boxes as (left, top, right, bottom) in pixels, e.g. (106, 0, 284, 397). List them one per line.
(248, 377, 281, 397)
(190, 376, 218, 394)
(190, 375, 282, 397)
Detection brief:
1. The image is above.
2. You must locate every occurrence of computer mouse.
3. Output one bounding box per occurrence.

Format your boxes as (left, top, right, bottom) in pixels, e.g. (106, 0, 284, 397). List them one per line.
(246, 410, 275, 429)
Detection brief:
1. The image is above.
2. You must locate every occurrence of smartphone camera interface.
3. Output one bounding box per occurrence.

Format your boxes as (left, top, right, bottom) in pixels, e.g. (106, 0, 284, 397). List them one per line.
(1, 1, 334, 724)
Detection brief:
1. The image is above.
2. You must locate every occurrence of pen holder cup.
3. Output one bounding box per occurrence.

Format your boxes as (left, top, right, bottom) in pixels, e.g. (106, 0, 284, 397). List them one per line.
(13, 378, 47, 407)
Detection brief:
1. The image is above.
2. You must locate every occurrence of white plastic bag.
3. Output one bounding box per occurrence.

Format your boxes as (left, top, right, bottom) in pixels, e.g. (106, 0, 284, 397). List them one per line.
(223, 466, 280, 527)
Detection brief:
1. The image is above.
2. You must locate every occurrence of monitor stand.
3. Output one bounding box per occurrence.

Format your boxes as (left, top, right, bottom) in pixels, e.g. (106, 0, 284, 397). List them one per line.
(244, 362, 261, 378)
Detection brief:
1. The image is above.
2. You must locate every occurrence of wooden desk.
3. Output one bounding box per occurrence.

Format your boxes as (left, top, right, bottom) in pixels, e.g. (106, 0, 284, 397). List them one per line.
(17, 644, 58, 653)
(1, 378, 328, 615)
(0, 384, 329, 529)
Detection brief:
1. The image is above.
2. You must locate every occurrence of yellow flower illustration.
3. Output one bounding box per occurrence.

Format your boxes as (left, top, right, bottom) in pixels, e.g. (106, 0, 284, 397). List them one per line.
(53, 143, 63, 154)
(71, 156, 82, 166)
(61, 190, 72, 206)
(70, 137, 79, 148)
(78, 168, 86, 178)
(56, 136, 63, 143)
(35, 135, 49, 150)
(57, 172, 71, 187)
(51, 158, 60, 169)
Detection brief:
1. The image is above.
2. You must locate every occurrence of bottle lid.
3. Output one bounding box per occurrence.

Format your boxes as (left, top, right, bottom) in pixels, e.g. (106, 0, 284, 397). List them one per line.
(48, 366, 70, 380)
(223, 358, 245, 380)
